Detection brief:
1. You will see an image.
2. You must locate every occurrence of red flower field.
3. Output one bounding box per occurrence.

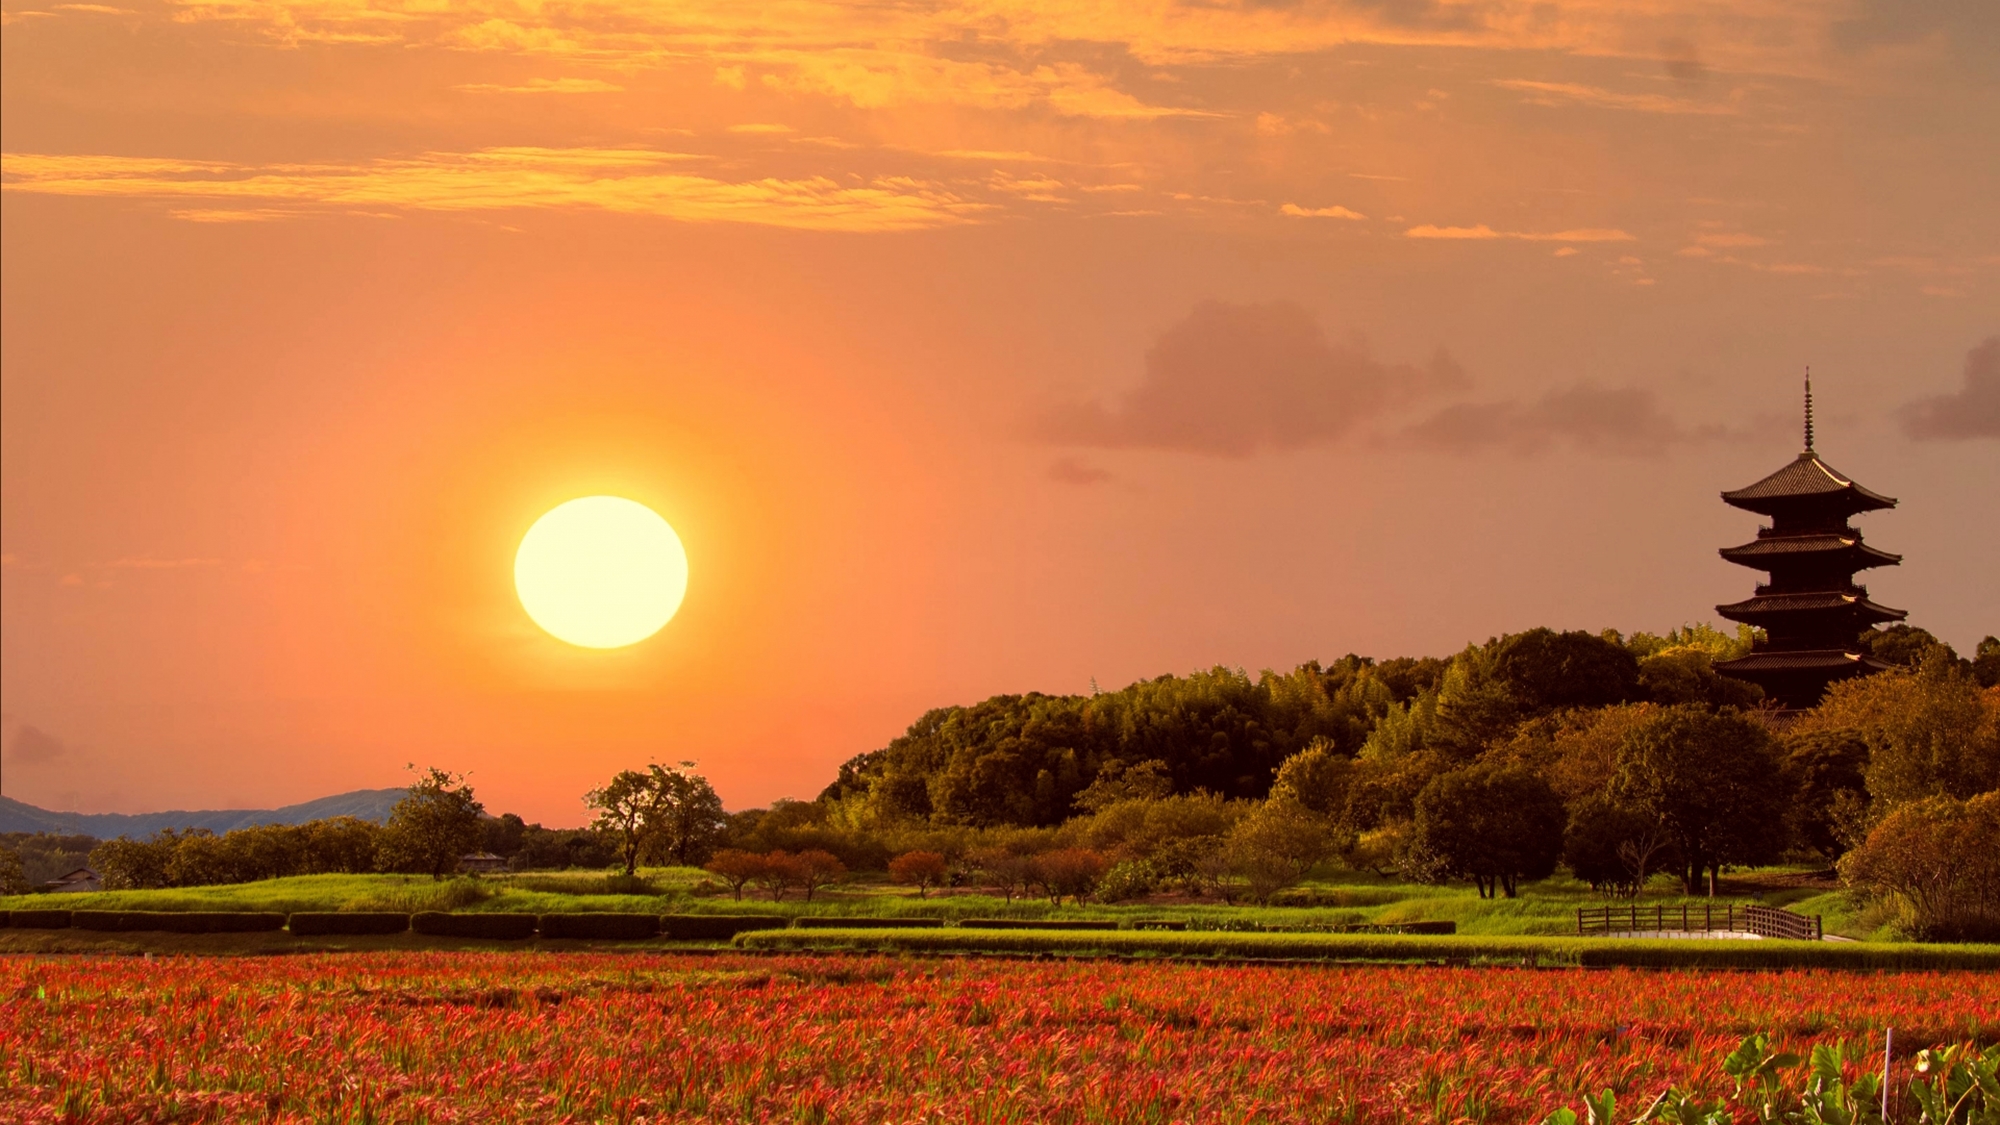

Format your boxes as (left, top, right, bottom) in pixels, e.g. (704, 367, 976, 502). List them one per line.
(3, 952, 1993, 1124)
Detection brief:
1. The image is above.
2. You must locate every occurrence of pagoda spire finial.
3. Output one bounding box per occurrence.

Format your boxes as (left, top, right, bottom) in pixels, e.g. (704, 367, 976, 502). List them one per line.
(1803, 366, 1814, 452)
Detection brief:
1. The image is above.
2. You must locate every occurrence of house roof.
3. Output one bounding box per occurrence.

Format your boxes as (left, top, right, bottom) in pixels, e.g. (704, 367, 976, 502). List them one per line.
(1721, 452, 1896, 515)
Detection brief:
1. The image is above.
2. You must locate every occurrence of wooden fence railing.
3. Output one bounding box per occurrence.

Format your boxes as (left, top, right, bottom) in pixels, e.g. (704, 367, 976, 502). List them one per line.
(1576, 903, 1822, 941)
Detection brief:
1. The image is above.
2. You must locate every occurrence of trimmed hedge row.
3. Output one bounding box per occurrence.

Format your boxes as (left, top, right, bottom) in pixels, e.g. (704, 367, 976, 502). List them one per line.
(735, 928, 2000, 971)
(71, 911, 285, 934)
(411, 912, 538, 940)
(289, 913, 411, 936)
(793, 917, 944, 929)
(963, 919, 1119, 931)
(540, 913, 660, 940)
(661, 915, 788, 941)
(3, 910, 74, 929)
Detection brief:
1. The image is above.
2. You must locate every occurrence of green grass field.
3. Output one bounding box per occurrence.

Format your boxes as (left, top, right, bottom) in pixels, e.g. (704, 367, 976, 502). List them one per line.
(1, 865, 1893, 939)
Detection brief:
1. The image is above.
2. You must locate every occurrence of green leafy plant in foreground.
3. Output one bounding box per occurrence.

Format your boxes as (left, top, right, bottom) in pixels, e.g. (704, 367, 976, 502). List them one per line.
(1542, 1036, 1996, 1124)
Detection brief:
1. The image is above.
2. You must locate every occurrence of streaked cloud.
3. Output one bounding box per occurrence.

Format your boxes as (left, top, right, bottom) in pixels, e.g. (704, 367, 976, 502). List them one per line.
(2, 148, 990, 231)
(1281, 203, 1367, 220)
(1900, 337, 2000, 440)
(1403, 385, 1722, 456)
(107, 557, 226, 568)
(1492, 79, 1739, 115)
(1047, 457, 1113, 486)
(454, 77, 623, 94)
(1032, 300, 1465, 457)
(1404, 224, 1635, 242)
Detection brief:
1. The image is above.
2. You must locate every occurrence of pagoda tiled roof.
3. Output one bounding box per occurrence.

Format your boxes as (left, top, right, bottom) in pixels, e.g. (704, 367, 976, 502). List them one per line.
(1721, 452, 1896, 514)
(1715, 591, 1907, 623)
(1715, 649, 1894, 675)
(1718, 534, 1901, 568)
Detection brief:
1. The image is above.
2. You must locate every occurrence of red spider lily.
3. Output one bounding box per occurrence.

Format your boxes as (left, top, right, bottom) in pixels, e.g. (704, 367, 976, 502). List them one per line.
(2, 953, 1991, 1124)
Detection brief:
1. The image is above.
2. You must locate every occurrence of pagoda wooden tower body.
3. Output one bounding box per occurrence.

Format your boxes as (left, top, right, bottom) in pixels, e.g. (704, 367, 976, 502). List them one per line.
(1713, 383, 1905, 709)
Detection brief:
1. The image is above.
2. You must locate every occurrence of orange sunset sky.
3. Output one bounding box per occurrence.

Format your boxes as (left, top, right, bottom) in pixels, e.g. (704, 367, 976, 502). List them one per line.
(3, 0, 1996, 825)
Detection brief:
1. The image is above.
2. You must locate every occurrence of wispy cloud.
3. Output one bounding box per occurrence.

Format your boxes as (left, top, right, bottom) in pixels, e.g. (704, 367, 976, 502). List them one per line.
(1402, 385, 1724, 457)
(454, 77, 622, 94)
(1281, 203, 1367, 220)
(2, 148, 991, 231)
(107, 556, 226, 568)
(1492, 80, 1738, 116)
(1047, 457, 1112, 486)
(1901, 337, 2000, 440)
(1032, 300, 1464, 457)
(1404, 224, 1635, 242)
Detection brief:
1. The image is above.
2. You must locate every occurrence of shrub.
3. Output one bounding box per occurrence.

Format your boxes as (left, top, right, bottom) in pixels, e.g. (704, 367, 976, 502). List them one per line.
(658, 914, 788, 941)
(887, 851, 950, 898)
(1839, 791, 2000, 941)
(409, 912, 538, 940)
(1095, 860, 1157, 902)
(5, 909, 71, 929)
(288, 912, 412, 936)
(538, 913, 660, 940)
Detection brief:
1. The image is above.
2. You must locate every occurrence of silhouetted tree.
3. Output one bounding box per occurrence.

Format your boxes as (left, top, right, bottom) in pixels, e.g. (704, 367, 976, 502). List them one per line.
(379, 767, 485, 879)
(1611, 707, 1788, 895)
(1412, 764, 1565, 898)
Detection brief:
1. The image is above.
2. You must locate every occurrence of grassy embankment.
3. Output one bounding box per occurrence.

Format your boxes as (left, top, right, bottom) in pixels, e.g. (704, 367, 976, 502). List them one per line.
(0, 866, 1878, 936)
(736, 927, 2000, 971)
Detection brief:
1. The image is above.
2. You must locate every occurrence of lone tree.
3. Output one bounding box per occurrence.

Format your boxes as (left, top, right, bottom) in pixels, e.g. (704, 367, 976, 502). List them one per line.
(586, 761, 729, 876)
(1412, 763, 1565, 898)
(1611, 705, 1789, 896)
(647, 763, 728, 868)
(381, 767, 485, 879)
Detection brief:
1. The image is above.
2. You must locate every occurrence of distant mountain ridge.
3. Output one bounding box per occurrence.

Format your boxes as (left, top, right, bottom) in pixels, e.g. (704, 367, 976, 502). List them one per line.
(0, 789, 407, 838)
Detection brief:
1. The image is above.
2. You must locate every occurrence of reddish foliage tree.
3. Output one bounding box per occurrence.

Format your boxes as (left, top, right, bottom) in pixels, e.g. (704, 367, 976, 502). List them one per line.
(888, 851, 950, 898)
(793, 849, 847, 902)
(1029, 848, 1109, 904)
(703, 849, 768, 901)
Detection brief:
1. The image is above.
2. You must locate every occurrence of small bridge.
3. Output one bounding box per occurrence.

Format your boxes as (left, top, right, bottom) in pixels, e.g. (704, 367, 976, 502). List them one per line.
(1577, 903, 1823, 941)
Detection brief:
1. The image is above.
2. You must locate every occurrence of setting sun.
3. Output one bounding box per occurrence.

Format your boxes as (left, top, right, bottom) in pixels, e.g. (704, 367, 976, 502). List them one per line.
(514, 496, 688, 649)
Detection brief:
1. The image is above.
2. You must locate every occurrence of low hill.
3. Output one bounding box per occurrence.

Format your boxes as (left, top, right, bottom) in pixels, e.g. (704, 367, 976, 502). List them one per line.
(0, 789, 407, 837)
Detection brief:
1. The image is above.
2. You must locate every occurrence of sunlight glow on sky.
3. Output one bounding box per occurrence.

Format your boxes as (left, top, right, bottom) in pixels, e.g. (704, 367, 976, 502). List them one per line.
(2, 0, 1995, 822)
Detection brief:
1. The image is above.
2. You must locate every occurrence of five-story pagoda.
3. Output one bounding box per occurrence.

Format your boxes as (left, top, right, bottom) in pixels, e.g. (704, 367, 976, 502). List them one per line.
(1714, 376, 1906, 709)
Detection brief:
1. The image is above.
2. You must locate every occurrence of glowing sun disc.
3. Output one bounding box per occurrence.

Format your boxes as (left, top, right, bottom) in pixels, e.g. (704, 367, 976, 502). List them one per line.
(514, 496, 688, 648)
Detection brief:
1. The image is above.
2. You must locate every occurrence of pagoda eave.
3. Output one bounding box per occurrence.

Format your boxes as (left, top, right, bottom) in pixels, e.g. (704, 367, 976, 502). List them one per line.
(1720, 452, 1897, 517)
(1717, 537, 1901, 571)
(1714, 594, 1907, 627)
(1714, 650, 1895, 676)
